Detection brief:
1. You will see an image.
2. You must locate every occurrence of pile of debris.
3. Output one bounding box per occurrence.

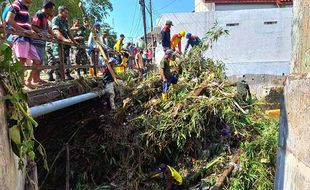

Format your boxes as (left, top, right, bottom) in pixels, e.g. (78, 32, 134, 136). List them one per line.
(37, 25, 278, 190)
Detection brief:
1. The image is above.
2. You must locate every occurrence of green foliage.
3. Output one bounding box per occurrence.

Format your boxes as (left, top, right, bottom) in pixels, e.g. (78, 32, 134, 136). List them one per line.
(0, 42, 48, 170)
(29, 0, 112, 23)
(116, 24, 277, 189)
(228, 119, 278, 190)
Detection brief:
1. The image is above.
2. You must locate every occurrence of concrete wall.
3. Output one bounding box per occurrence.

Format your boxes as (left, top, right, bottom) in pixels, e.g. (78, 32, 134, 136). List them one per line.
(0, 86, 25, 190)
(155, 8, 292, 76)
(275, 1, 310, 189)
(275, 76, 310, 190)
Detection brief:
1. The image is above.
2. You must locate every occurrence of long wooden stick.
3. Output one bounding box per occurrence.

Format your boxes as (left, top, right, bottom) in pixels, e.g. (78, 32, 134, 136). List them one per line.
(78, 2, 119, 85)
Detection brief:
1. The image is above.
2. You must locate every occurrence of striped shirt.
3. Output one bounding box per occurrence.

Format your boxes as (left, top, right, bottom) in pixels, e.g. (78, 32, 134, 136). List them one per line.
(9, 0, 31, 42)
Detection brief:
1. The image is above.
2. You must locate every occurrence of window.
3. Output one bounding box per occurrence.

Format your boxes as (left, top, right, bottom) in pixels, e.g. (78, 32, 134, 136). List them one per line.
(264, 21, 278, 25)
(226, 23, 239, 27)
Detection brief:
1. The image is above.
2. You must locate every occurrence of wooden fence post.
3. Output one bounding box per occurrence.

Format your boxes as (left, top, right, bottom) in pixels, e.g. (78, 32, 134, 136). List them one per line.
(58, 44, 66, 81)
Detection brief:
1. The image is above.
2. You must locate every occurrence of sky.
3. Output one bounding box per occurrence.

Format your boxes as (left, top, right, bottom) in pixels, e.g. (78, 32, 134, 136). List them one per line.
(106, 0, 194, 42)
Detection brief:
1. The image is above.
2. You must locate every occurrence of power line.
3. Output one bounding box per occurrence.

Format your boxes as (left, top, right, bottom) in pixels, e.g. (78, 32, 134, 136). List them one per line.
(155, 0, 178, 12)
(129, 0, 139, 37)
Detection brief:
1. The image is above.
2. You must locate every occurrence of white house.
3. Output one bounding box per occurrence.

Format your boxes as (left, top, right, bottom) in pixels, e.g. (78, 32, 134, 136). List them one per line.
(155, 0, 293, 76)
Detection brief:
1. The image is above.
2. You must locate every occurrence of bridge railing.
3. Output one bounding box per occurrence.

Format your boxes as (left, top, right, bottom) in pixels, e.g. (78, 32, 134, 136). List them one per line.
(1, 28, 115, 81)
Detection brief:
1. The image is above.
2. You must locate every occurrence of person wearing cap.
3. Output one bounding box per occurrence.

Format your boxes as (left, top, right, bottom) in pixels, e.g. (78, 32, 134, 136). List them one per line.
(102, 58, 119, 110)
(171, 30, 186, 53)
(87, 22, 103, 52)
(161, 20, 173, 51)
(87, 22, 103, 76)
(50, 6, 78, 81)
(185, 33, 201, 52)
(32, 0, 55, 82)
(114, 34, 125, 53)
(149, 163, 183, 190)
(160, 49, 178, 101)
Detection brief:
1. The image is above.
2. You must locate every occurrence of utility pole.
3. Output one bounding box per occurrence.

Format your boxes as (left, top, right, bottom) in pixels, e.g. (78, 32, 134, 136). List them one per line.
(149, 0, 153, 31)
(139, 0, 148, 47)
(149, 0, 155, 61)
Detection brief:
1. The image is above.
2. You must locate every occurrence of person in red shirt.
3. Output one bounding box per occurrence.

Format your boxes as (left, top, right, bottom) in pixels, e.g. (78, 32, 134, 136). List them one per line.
(161, 20, 173, 51)
(171, 30, 186, 53)
(32, 0, 55, 84)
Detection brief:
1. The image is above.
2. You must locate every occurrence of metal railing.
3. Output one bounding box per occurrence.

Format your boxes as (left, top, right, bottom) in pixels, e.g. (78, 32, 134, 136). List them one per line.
(1, 28, 112, 81)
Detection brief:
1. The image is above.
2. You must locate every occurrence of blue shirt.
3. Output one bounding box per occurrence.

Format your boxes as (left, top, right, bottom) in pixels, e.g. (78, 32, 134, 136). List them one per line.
(185, 37, 201, 51)
(2, 5, 13, 42)
(2, 6, 11, 29)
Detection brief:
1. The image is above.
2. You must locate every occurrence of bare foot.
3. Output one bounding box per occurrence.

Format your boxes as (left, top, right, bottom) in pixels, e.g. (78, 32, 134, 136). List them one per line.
(25, 83, 36, 89)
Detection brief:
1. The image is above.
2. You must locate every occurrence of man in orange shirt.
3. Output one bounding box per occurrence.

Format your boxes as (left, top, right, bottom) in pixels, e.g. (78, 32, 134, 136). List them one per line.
(171, 30, 186, 53)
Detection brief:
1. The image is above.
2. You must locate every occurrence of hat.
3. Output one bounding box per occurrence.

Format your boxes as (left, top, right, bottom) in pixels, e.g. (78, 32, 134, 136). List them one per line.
(94, 22, 100, 28)
(186, 33, 192, 39)
(165, 20, 173, 26)
(120, 34, 125, 38)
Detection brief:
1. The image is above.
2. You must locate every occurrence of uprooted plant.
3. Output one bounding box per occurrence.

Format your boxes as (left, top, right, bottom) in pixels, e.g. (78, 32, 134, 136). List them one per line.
(37, 24, 278, 190)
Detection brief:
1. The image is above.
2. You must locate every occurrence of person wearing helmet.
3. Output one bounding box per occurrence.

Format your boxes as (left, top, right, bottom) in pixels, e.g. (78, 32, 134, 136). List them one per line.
(160, 49, 178, 101)
(171, 30, 186, 53)
(161, 20, 173, 51)
(102, 58, 119, 110)
(185, 33, 201, 51)
(149, 163, 183, 190)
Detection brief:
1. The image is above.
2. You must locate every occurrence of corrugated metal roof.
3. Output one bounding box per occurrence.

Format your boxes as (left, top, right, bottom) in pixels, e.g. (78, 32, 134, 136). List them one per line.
(205, 0, 293, 4)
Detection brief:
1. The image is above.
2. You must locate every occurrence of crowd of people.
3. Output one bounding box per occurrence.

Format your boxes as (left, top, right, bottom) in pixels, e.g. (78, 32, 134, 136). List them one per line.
(159, 19, 202, 101)
(0, 0, 203, 112)
(0, 0, 153, 90)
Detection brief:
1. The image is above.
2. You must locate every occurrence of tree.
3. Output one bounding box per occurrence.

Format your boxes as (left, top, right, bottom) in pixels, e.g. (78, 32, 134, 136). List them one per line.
(29, 0, 112, 25)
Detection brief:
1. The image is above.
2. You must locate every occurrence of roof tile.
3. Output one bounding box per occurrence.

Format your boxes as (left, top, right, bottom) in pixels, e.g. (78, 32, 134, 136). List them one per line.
(205, 0, 292, 4)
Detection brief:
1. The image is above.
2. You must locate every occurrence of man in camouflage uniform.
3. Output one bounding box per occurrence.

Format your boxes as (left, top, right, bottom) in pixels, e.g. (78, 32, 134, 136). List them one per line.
(71, 18, 89, 77)
(48, 6, 78, 81)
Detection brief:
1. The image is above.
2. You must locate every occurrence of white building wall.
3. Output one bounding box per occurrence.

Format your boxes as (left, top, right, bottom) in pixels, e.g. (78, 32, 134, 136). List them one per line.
(155, 8, 292, 76)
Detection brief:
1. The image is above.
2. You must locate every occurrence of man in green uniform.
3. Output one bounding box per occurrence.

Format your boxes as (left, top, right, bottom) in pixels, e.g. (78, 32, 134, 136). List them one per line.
(50, 6, 78, 80)
(71, 18, 89, 77)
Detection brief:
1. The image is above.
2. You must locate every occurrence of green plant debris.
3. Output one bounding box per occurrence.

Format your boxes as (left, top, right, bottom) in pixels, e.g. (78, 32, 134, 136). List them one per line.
(36, 24, 278, 190)
(0, 42, 48, 170)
